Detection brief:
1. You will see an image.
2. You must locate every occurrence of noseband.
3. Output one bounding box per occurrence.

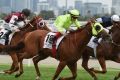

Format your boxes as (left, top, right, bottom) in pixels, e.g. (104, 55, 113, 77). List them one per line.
(28, 23, 34, 27)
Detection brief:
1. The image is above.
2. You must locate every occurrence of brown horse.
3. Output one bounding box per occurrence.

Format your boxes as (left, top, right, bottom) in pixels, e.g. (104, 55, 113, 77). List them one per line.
(2, 19, 51, 77)
(81, 22, 120, 80)
(1, 16, 47, 75)
(5, 22, 109, 80)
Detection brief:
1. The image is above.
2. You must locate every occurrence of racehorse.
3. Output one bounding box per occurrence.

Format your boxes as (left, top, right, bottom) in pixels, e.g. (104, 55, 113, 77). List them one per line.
(1, 16, 47, 75)
(3, 18, 51, 77)
(5, 22, 109, 80)
(81, 22, 120, 80)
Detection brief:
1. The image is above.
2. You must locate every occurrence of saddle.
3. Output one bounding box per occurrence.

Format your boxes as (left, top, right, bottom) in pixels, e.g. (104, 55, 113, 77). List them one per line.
(0, 28, 15, 45)
(43, 32, 64, 57)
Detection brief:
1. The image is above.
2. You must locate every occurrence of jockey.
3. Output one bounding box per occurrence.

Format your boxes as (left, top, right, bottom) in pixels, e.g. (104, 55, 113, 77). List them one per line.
(2, 8, 31, 42)
(96, 14, 120, 28)
(51, 9, 81, 45)
(93, 14, 120, 43)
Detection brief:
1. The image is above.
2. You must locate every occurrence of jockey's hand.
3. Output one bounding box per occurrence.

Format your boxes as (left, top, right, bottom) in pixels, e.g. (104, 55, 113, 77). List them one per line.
(69, 28, 76, 33)
(69, 29, 74, 33)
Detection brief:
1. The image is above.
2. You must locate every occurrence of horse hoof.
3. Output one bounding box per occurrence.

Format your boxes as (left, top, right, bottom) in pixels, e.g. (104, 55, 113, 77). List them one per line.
(94, 77, 98, 80)
(114, 77, 118, 80)
(36, 76, 40, 80)
(15, 74, 21, 78)
(15, 74, 19, 78)
(0, 71, 5, 74)
(3, 70, 12, 74)
(15, 72, 23, 78)
(58, 77, 65, 80)
(3, 70, 10, 74)
(90, 68, 94, 71)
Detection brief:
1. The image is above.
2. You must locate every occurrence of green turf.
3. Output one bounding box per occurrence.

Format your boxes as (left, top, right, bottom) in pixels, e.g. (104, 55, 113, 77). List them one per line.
(0, 64, 119, 80)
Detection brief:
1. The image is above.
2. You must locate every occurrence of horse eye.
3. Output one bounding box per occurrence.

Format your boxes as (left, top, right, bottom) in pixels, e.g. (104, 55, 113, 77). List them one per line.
(38, 22, 45, 27)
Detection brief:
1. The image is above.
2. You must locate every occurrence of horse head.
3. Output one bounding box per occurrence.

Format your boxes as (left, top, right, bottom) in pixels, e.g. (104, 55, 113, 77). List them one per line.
(19, 16, 44, 31)
(37, 19, 51, 31)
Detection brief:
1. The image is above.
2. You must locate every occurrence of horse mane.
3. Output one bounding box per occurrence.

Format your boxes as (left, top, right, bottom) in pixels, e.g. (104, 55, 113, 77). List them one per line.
(69, 22, 91, 34)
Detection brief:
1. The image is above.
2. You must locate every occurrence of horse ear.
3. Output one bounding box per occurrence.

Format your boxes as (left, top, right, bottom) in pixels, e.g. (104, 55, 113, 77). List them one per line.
(85, 21, 91, 26)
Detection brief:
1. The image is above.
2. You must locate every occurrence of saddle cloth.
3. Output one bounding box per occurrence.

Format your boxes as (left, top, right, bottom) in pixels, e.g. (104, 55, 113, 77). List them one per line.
(43, 32, 64, 49)
(0, 28, 14, 45)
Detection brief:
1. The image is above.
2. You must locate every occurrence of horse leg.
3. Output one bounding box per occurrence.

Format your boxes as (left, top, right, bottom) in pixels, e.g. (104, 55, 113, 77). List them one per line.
(15, 58, 23, 78)
(4, 53, 19, 74)
(114, 58, 120, 80)
(114, 72, 120, 80)
(33, 54, 48, 80)
(52, 61, 66, 80)
(82, 54, 97, 80)
(3, 62, 14, 74)
(59, 62, 77, 80)
(92, 57, 107, 74)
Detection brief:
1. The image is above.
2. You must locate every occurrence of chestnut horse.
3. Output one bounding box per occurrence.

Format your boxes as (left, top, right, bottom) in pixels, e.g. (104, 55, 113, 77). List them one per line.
(1, 16, 47, 75)
(5, 21, 109, 80)
(6, 19, 50, 77)
(81, 22, 120, 80)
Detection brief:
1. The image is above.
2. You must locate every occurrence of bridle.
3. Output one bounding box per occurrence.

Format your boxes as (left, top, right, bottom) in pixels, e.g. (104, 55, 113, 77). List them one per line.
(28, 22, 34, 27)
(27, 16, 43, 28)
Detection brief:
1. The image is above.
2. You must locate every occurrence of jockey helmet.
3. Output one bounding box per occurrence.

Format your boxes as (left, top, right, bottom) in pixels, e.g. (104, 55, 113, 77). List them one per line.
(69, 9, 80, 18)
(22, 8, 31, 17)
(96, 18, 103, 23)
(111, 15, 120, 22)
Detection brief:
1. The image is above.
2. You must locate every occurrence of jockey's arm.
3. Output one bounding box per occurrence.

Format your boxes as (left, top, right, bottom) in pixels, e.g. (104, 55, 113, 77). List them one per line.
(74, 19, 81, 29)
(8, 15, 20, 32)
(55, 22, 66, 35)
(54, 17, 67, 34)
(9, 15, 18, 25)
(23, 19, 27, 25)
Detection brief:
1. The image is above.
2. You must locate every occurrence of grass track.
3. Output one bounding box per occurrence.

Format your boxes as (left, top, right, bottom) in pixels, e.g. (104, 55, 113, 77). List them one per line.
(0, 64, 119, 80)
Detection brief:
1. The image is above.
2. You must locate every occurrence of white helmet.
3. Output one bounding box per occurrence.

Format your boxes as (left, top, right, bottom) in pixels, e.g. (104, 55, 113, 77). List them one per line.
(96, 18, 103, 23)
(111, 15, 120, 22)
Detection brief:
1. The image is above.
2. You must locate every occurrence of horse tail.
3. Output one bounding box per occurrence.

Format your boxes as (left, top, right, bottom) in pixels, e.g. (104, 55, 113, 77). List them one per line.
(4, 41, 25, 52)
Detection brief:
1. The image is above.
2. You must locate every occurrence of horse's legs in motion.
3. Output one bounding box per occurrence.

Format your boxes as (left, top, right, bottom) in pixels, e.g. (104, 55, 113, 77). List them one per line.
(92, 57, 107, 74)
(114, 58, 120, 80)
(4, 53, 19, 74)
(114, 72, 120, 80)
(15, 57, 23, 78)
(4, 62, 14, 73)
(82, 53, 97, 80)
(33, 54, 48, 80)
(59, 62, 77, 80)
(52, 61, 66, 80)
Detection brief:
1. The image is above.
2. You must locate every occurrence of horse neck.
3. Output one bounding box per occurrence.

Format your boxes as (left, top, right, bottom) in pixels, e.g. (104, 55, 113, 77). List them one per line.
(45, 26, 51, 31)
(68, 25, 92, 50)
(111, 25, 120, 44)
(39, 25, 51, 31)
(20, 20, 37, 34)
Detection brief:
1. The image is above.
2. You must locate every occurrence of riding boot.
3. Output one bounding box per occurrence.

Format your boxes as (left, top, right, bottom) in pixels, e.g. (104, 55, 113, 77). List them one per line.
(93, 37, 99, 44)
(2, 30, 12, 45)
(53, 32, 62, 45)
(52, 32, 62, 57)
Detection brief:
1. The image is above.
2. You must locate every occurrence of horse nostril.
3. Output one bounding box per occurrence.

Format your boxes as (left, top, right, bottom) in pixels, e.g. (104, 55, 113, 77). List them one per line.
(40, 22, 43, 26)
